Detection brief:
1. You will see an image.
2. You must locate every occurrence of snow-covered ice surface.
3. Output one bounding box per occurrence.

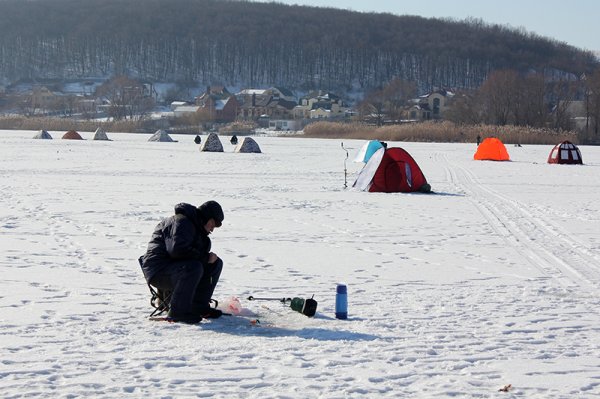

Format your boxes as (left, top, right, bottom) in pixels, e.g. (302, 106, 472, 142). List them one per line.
(1, 130, 600, 398)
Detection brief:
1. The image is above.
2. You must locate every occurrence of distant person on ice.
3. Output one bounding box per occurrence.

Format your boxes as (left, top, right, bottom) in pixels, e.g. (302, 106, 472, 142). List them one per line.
(139, 201, 225, 323)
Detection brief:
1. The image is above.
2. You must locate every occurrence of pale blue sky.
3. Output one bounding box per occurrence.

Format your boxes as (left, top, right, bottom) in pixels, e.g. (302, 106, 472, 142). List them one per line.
(255, 0, 598, 51)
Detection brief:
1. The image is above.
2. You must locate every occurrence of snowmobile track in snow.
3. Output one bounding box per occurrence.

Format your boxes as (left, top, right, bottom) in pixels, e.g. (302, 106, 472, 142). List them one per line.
(437, 152, 600, 292)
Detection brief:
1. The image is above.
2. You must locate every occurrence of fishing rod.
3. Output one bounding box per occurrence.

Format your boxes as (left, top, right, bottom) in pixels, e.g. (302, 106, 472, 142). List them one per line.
(341, 142, 349, 189)
(247, 295, 317, 317)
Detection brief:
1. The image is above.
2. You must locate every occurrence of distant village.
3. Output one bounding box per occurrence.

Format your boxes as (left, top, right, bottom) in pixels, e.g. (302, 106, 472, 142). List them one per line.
(0, 80, 459, 132)
(0, 78, 592, 136)
(187, 85, 454, 130)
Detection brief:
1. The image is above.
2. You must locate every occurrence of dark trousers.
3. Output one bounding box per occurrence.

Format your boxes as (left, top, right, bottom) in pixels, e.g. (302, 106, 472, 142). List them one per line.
(149, 258, 223, 318)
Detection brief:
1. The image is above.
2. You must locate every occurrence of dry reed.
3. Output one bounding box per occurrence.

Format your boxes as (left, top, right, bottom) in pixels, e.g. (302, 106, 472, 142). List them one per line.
(0, 116, 581, 145)
(303, 121, 579, 145)
(0, 116, 143, 133)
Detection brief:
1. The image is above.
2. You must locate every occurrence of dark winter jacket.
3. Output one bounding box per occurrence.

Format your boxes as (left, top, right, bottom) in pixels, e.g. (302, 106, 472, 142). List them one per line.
(140, 203, 211, 283)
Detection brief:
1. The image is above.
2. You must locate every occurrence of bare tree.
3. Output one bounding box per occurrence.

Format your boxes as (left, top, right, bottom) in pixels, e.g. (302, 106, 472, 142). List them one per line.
(547, 77, 578, 131)
(444, 89, 481, 124)
(95, 76, 154, 120)
(478, 70, 519, 125)
(55, 95, 79, 117)
(513, 74, 547, 127)
(380, 78, 417, 121)
(360, 89, 387, 126)
(16, 93, 40, 116)
(360, 78, 416, 125)
(584, 69, 600, 142)
(77, 97, 99, 120)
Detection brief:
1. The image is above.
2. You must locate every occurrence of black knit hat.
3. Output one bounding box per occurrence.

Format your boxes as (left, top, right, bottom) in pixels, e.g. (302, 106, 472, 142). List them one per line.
(197, 200, 224, 227)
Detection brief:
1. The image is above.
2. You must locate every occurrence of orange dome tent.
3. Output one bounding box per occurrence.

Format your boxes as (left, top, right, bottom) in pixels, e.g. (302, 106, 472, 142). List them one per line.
(474, 137, 510, 161)
(547, 140, 583, 164)
(62, 130, 83, 140)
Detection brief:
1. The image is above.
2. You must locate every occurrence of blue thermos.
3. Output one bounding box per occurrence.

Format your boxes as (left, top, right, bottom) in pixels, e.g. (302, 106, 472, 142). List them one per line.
(335, 284, 348, 319)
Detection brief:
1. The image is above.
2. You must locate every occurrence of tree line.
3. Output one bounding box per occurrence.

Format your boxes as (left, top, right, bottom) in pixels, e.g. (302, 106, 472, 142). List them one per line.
(445, 69, 600, 140)
(353, 67, 600, 143)
(0, 0, 597, 94)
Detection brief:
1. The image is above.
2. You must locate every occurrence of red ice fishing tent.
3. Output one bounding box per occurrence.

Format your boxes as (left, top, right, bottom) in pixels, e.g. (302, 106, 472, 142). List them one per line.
(353, 147, 431, 193)
(62, 130, 83, 140)
(547, 140, 583, 164)
(474, 137, 510, 161)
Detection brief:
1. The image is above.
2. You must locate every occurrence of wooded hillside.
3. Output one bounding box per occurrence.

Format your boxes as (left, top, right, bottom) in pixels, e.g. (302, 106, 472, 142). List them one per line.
(0, 0, 597, 92)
